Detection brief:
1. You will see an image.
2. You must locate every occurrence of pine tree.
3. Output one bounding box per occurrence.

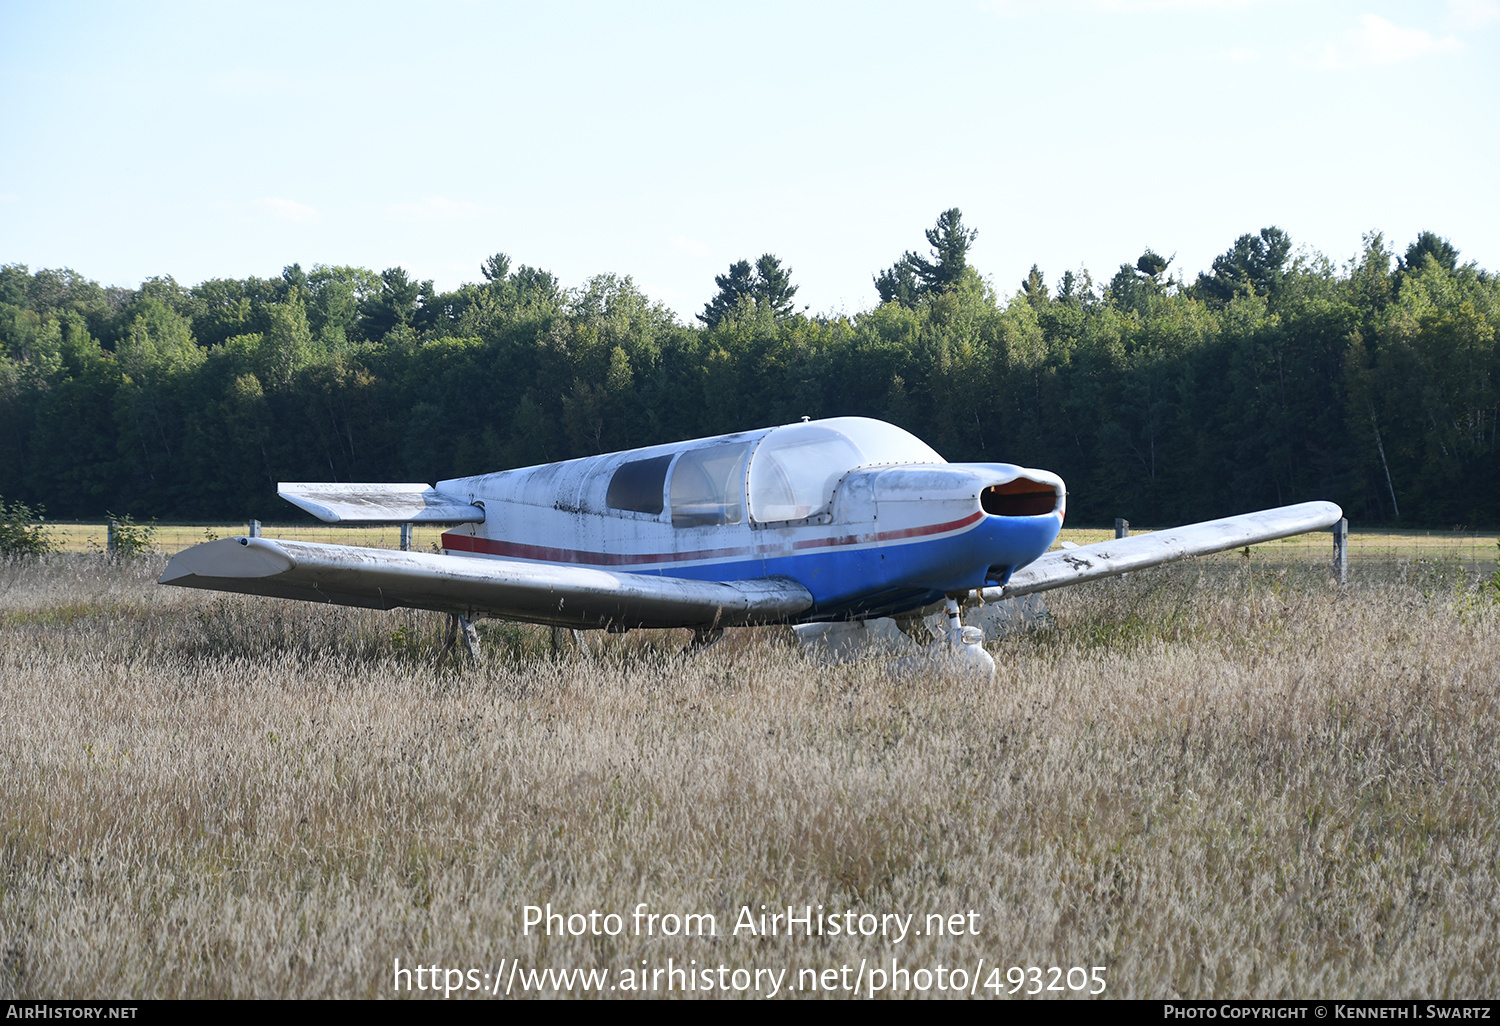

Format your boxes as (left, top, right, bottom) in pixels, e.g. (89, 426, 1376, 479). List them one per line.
(1195, 228, 1290, 305)
(699, 255, 799, 326)
(699, 260, 756, 327)
(874, 208, 978, 306)
(1398, 231, 1459, 275)
(753, 254, 798, 318)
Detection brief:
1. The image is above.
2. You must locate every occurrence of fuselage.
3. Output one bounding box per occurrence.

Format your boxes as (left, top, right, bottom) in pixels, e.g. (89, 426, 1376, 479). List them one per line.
(437, 417, 1064, 621)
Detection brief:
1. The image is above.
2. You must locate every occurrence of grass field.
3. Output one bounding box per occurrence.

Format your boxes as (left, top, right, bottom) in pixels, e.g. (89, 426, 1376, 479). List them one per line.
(2, 546, 1498, 999)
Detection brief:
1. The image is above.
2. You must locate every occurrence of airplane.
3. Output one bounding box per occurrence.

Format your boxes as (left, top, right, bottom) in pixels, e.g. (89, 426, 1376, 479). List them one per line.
(159, 416, 1344, 676)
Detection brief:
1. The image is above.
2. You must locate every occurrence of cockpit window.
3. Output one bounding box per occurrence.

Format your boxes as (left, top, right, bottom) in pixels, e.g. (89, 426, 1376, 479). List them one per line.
(748, 426, 861, 522)
(670, 442, 750, 527)
(606, 454, 672, 515)
(822, 418, 945, 466)
(748, 419, 945, 524)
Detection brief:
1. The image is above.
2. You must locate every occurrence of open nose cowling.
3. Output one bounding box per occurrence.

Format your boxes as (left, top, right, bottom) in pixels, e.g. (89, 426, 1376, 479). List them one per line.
(965, 465, 1066, 589)
(862, 463, 1065, 593)
(980, 473, 1066, 519)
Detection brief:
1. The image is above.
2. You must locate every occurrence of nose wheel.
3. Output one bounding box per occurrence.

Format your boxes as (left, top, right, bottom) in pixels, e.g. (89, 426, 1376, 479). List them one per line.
(941, 597, 996, 677)
(886, 596, 995, 681)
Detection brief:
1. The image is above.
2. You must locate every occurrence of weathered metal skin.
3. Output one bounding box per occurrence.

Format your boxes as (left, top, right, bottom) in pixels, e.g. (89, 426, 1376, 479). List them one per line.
(432, 419, 1066, 620)
(160, 537, 815, 629)
(983, 501, 1345, 601)
(278, 483, 484, 524)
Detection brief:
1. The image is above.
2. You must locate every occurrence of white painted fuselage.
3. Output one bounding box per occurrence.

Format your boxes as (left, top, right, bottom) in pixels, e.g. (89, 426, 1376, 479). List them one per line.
(436, 417, 1065, 621)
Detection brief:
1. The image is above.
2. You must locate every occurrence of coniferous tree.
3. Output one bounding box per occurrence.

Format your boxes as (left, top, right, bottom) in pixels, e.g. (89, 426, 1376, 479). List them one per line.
(480, 253, 512, 283)
(1398, 231, 1459, 275)
(1135, 248, 1171, 282)
(754, 254, 799, 318)
(874, 256, 922, 307)
(360, 267, 433, 340)
(874, 208, 978, 306)
(1022, 265, 1048, 308)
(699, 260, 755, 327)
(909, 208, 978, 294)
(699, 255, 798, 326)
(1195, 227, 1291, 305)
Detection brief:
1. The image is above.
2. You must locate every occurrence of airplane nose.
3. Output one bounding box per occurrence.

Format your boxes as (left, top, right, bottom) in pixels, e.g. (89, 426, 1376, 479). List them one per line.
(972, 470, 1065, 587)
(979, 476, 1064, 518)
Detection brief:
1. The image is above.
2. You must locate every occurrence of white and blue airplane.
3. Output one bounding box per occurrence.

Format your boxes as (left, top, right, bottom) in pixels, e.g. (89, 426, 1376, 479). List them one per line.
(159, 416, 1342, 669)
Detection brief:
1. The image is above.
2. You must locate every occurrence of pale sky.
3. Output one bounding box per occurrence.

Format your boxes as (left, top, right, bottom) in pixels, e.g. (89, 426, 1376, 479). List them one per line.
(2, 0, 1496, 321)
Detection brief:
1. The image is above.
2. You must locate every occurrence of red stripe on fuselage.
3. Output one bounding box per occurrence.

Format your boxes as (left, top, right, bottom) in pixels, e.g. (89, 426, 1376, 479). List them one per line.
(439, 511, 986, 566)
(790, 511, 985, 550)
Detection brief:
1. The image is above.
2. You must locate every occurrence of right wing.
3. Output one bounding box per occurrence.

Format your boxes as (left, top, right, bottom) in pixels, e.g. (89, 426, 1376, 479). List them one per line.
(159, 537, 813, 630)
(984, 501, 1343, 601)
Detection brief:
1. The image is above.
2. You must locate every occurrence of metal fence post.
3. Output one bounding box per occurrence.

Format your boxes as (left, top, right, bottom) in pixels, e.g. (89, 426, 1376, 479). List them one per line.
(1332, 517, 1348, 586)
(401, 523, 413, 551)
(107, 518, 117, 553)
(248, 519, 260, 538)
(1115, 518, 1130, 539)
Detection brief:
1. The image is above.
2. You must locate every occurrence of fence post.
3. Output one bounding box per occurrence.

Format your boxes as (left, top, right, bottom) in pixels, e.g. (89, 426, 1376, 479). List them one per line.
(107, 518, 118, 553)
(401, 523, 413, 551)
(248, 519, 260, 539)
(1115, 518, 1130, 539)
(1332, 518, 1348, 586)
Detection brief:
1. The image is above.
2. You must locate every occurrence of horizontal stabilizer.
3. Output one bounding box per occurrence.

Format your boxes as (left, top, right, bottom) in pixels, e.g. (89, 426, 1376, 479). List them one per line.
(160, 538, 814, 630)
(984, 501, 1344, 601)
(278, 482, 484, 523)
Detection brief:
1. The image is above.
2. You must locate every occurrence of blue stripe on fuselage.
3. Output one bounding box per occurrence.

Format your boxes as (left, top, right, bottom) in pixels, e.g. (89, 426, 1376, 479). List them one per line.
(646, 512, 1061, 620)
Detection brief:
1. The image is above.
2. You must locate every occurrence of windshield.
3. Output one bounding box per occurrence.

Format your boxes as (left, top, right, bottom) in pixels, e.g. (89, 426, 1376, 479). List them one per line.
(748, 418, 944, 523)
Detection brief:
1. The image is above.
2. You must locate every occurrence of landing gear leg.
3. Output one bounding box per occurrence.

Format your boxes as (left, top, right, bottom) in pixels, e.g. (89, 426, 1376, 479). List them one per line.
(442, 613, 483, 665)
(887, 596, 995, 681)
(550, 626, 593, 659)
(942, 597, 965, 639)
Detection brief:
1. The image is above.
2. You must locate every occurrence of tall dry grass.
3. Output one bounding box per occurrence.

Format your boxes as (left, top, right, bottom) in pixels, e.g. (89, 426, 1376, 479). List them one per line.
(1, 552, 1497, 999)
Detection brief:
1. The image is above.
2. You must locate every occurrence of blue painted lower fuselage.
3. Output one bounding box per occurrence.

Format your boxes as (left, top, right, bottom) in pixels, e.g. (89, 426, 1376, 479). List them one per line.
(651, 511, 1061, 621)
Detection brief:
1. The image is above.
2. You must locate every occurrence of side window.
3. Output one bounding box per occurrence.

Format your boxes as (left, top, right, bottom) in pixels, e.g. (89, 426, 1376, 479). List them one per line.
(670, 442, 749, 527)
(606, 454, 672, 515)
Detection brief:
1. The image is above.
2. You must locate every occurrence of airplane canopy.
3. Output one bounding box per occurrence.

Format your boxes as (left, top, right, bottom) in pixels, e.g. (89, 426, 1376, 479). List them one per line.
(440, 416, 948, 528)
(747, 418, 945, 523)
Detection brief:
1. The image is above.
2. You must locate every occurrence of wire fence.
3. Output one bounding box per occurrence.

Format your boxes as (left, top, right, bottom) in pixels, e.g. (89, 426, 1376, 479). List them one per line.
(41, 521, 1500, 578)
(46, 522, 449, 555)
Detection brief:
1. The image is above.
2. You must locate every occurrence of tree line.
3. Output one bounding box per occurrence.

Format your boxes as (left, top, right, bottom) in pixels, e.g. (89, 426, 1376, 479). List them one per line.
(1, 212, 1495, 527)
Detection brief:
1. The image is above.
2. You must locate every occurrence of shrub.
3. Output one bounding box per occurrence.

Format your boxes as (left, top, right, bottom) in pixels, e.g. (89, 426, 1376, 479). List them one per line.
(106, 512, 157, 558)
(0, 496, 56, 556)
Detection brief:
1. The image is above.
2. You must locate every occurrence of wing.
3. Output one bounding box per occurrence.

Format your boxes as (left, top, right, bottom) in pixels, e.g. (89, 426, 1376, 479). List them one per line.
(277, 482, 483, 523)
(159, 538, 813, 630)
(984, 501, 1343, 601)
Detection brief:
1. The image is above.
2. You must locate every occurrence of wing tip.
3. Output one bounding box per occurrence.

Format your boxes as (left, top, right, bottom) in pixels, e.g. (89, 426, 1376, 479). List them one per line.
(160, 537, 296, 584)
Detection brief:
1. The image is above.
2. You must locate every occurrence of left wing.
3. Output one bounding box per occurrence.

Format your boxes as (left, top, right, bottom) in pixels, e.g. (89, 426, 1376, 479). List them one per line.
(159, 538, 813, 630)
(983, 501, 1343, 601)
